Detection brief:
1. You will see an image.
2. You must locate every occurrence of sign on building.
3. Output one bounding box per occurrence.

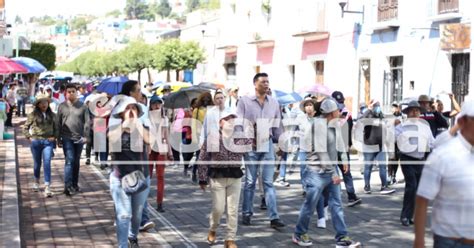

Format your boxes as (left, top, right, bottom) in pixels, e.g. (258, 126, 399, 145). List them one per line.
(440, 23, 471, 51)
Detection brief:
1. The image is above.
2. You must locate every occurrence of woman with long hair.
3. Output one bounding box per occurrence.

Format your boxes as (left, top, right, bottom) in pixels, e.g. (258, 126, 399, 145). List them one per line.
(23, 93, 58, 197)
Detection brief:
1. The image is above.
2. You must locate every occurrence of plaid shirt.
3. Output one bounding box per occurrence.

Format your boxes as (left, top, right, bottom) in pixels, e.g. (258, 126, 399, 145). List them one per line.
(417, 134, 474, 239)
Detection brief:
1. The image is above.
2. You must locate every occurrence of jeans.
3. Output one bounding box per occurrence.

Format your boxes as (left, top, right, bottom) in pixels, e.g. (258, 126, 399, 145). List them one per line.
(337, 152, 357, 200)
(242, 143, 280, 220)
(110, 174, 149, 248)
(62, 138, 84, 188)
(363, 152, 388, 187)
(17, 98, 26, 116)
(278, 152, 288, 179)
(434, 235, 474, 248)
(149, 152, 166, 204)
(210, 177, 242, 240)
(400, 154, 424, 220)
(295, 168, 348, 239)
(140, 176, 151, 226)
(298, 151, 307, 190)
(31, 139, 55, 185)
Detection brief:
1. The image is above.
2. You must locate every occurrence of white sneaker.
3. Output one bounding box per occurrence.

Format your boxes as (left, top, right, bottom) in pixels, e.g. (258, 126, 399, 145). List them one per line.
(317, 218, 326, 229)
(44, 185, 53, 197)
(32, 183, 40, 192)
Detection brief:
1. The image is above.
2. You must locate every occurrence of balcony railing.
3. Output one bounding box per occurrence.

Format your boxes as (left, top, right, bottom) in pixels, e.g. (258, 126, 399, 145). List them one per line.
(378, 0, 398, 22)
(438, 0, 458, 14)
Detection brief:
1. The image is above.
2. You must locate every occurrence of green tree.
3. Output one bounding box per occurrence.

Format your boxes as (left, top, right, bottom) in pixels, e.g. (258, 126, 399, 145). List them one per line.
(201, 0, 220, 10)
(125, 0, 154, 20)
(19, 42, 56, 70)
(186, 0, 200, 12)
(70, 16, 93, 35)
(153, 39, 205, 81)
(157, 0, 172, 18)
(122, 40, 154, 83)
(37, 15, 57, 26)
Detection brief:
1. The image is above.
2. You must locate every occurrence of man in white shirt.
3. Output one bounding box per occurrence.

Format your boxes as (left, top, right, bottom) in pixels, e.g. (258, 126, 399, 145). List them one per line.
(414, 98, 474, 248)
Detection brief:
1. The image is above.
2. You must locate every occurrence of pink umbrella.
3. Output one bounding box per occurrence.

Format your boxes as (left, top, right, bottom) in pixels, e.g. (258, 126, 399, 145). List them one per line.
(0, 56, 29, 74)
(299, 83, 333, 96)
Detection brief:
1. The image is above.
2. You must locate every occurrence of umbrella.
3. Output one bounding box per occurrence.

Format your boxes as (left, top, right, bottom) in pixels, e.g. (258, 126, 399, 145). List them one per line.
(11, 57, 47, 73)
(274, 90, 303, 105)
(155, 82, 192, 95)
(300, 84, 333, 96)
(96, 76, 129, 95)
(198, 82, 225, 90)
(163, 86, 209, 109)
(0, 56, 28, 74)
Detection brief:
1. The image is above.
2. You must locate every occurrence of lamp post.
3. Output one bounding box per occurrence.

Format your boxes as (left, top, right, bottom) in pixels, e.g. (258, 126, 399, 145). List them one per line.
(339, 1, 365, 23)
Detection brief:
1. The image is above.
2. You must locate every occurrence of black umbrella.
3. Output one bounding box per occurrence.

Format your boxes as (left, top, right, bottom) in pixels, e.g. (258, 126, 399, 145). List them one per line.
(163, 86, 209, 109)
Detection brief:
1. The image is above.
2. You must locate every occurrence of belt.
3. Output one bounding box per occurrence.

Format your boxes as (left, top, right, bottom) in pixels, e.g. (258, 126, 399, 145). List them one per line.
(435, 234, 474, 245)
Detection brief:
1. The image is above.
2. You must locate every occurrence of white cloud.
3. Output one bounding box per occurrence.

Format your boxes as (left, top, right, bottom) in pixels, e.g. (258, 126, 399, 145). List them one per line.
(5, 0, 126, 22)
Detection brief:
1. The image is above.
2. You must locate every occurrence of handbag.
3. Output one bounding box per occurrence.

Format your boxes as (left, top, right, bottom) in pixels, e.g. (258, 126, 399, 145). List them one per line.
(121, 170, 147, 195)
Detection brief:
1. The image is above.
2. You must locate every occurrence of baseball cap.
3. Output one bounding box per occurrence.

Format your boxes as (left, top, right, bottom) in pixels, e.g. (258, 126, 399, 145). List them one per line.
(458, 98, 474, 118)
(162, 85, 171, 91)
(331, 91, 345, 103)
(220, 110, 238, 121)
(320, 98, 339, 114)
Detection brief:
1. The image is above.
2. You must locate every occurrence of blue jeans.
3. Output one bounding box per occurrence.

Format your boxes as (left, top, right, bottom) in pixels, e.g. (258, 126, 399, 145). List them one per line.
(31, 139, 55, 185)
(295, 168, 348, 239)
(278, 152, 288, 179)
(140, 176, 151, 226)
(298, 151, 324, 217)
(434, 235, 474, 248)
(110, 174, 149, 248)
(242, 143, 280, 220)
(363, 152, 388, 187)
(62, 138, 84, 188)
(17, 98, 26, 115)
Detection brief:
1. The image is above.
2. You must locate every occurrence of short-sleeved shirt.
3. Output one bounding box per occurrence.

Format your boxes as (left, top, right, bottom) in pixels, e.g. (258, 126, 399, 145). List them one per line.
(417, 134, 474, 239)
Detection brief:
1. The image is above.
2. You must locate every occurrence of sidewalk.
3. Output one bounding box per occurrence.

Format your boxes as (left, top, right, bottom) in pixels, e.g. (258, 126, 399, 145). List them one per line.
(14, 117, 169, 247)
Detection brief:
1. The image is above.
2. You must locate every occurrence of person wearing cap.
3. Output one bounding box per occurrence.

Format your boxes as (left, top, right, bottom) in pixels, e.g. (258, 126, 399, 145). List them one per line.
(293, 98, 360, 247)
(331, 91, 362, 207)
(15, 81, 28, 117)
(198, 110, 251, 248)
(414, 98, 474, 248)
(161, 84, 172, 96)
(56, 84, 90, 196)
(418, 94, 449, 137)
(296, 97, 327, 228)
(395, 100, 434, 226)
(44, 85, 60, 113)
(5, 83, 16, 127)
(359, 99, 396, 195)
(108, 96, 150, 248)
(148, 94, 173, 213)
(237, 72, 285, 229)
(23, 93, 58, 197)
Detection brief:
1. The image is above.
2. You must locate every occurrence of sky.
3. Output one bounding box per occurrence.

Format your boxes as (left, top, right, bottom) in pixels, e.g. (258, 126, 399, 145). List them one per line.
(5, 0, 127, 23)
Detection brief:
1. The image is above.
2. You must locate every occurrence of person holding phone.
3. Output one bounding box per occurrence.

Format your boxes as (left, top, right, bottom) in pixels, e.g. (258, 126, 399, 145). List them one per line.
(56, 84, 90, 196)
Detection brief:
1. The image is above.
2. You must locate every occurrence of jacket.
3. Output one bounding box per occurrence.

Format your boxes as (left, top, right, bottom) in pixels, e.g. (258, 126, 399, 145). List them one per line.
(23, 110, 58, 139)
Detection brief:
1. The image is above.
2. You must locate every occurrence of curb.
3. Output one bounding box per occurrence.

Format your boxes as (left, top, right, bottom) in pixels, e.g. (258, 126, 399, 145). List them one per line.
(0, 128, 22, 248)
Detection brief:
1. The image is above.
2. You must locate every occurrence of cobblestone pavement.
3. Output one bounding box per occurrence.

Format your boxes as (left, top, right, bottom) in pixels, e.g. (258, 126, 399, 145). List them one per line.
(9, 115, 435, 247)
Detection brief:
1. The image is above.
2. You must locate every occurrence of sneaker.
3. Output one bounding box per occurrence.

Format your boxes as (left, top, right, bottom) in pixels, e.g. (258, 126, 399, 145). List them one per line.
(336, 236, 361, 248)
(347, 198, 362, 207)
(207, 231, 216, 245)
(317, 217, 326, 229)
(391, 177, 398, 185)
(276, 180, 290, 187)
(364, 185, 371, 194)
(85, 158, 91, 165)
(128, 238, 140, 248)
(270, 219, 285, 228)
(63, 187, 71, 196)
(44, 185, 53, 197)
(32, 183, 40, 192)
(292, 233, 313, 247)
(260, 197, 267, 210)
(139, 221, 155, 232)
(380, 186, 396, 195)
(242, 215, 251, 226)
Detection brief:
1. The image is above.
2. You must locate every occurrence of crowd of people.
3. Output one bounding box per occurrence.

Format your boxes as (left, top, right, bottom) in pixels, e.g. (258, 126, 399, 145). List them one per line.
(2, 72, 473, 248)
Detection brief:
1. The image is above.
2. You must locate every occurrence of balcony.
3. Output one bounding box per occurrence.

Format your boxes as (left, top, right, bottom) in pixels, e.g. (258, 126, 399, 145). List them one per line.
(377, 0, 398, 22)
(439, 0, 458, 14)
(427, 0, 461, 22)
(293, 1, 329, 41)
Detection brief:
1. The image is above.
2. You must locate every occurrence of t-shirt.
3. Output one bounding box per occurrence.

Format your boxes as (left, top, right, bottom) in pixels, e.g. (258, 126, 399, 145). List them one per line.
(111, 131, 147, 178)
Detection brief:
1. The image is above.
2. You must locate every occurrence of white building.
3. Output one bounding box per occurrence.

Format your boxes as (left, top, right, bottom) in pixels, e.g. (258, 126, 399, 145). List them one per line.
(181, 0, 472, 114)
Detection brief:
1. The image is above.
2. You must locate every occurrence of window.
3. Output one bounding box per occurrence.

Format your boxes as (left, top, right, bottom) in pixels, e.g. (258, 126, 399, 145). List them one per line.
(314, 61, 324, 84)
(378, 0, 398, 22)
(225, 63, 236, 77)
(438, 0, 459, 14)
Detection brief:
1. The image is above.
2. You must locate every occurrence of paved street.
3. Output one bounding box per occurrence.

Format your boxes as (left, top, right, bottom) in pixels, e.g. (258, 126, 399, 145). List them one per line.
(1, 117, 435, 247)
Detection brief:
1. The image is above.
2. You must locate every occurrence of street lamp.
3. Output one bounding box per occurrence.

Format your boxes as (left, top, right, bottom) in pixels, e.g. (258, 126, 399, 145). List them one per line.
(339, 1, 365, 23)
